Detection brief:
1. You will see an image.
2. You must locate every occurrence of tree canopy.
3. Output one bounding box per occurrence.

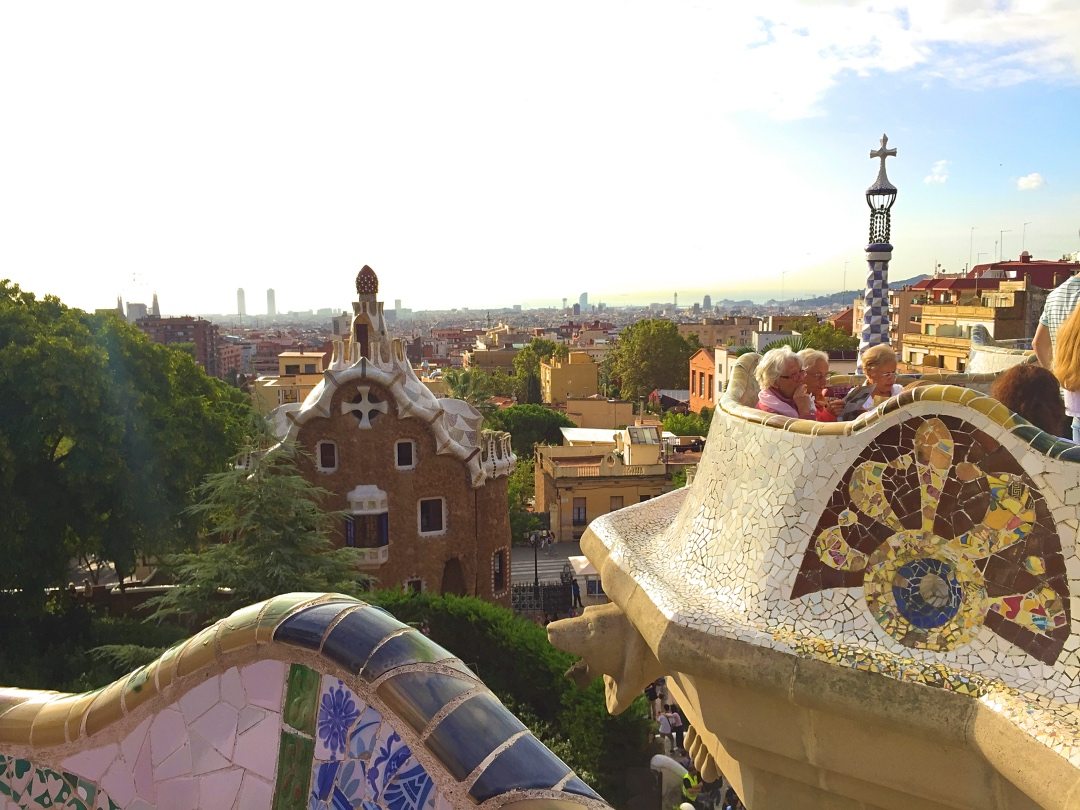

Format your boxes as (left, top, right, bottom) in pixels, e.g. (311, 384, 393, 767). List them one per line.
(0, 281, 252, 611)
(512, 338, 565, 404)
(662, 410, 711, 437)
(801, 322, 859, 352)
(605, 319, 696, 400)
(147, 443, 371, 624)
(485, 404, 576, 457)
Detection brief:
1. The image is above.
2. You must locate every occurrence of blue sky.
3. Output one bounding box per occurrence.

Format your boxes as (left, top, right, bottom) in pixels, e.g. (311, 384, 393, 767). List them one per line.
(2, 1, 1079, 315)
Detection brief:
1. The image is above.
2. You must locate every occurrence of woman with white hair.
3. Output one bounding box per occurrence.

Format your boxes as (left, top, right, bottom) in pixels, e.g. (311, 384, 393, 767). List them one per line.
(797, 347, 844, 422)
(755, 346, 814, 418)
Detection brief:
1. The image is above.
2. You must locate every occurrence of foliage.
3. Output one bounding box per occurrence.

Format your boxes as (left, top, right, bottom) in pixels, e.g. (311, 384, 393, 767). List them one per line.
(606, 319, 695, 400)
(485, 404, 576, 457)
(507, 457, 542, 542)
(367, 591, 652, 805)
(145, 443, 371, 625)
(784, 316, 820, 333)
(761, 335, 809, 353)
(442, 367, 496, 416)
(512, 338, 563, 404)
(801, 322, 859, 352)
(0, 281, 253, 613)
(662, 411, 710, 437)
(669, 467, 688, 488)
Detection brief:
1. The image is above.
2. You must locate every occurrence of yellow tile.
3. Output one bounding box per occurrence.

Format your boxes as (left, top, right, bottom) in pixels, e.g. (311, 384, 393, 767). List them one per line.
(218, 617, 260, 656)
(84, 679, 127, 739)
(64, 690, 101, 741)
(155, 640, 186, 693)
(0, 698, 47, 745)
(121, 664, 159, 715)
(30, 696, 78, 748)
(175, 625, 220, 679)
(940, 385, 965, 403)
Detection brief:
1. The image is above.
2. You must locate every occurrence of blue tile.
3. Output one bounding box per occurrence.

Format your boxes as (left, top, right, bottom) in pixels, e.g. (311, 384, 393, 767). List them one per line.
(469, 734, 571, 802)
(272, 601, 355, 650)
(561, 776, 602, 800)
(320, 606, 407, 672)
(378, 671, 479, 737)
(424, 693, 526, 780)
(360, 631, 456, 681)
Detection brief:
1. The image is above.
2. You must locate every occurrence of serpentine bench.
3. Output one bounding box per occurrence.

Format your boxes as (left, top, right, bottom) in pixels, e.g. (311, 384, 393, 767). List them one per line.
(549, 352, 1079, 810)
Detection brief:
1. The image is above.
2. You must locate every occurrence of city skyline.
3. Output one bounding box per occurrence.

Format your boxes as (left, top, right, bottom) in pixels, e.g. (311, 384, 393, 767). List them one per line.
(3, 2, 1080, 315)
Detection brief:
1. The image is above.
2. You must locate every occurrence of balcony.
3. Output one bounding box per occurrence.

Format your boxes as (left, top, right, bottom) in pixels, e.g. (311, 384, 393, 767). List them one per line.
(548, 462, 667, 479)
(355, 545, 390, 566)
(902, 333, 972, 350)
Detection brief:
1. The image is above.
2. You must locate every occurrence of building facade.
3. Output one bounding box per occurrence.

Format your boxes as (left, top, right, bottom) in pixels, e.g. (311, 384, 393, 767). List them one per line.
(688, 348, 715, 414)
(540, 352, 599, 405)
(279, 266, 515, 604)
(136, 315, 220, 377)
(535, 424, 672, 541)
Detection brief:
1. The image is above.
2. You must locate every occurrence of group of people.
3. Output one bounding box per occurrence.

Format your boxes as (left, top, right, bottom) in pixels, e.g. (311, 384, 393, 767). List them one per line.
(755, 343, 901, 423)
(753, 268, 1080, 442)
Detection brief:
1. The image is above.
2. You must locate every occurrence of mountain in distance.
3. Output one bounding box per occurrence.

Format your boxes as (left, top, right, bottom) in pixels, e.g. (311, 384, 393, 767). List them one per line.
(754, 274, 931, 310)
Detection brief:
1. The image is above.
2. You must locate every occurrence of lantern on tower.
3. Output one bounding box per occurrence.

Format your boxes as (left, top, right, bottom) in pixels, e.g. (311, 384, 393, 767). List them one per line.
(857, 134, 900, 372)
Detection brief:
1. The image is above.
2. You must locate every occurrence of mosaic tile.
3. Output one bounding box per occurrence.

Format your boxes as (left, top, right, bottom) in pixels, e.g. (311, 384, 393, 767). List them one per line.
(282, 664, 321, 736)
(377, 672, 478, 737)
(321, 606, 408, 674)
(271, 732, 314, 810)
(468, 734, 571, 802)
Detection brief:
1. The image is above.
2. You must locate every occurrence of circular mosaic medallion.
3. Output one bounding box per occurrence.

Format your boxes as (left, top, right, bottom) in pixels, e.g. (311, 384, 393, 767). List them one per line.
(863, 530, 986, 651)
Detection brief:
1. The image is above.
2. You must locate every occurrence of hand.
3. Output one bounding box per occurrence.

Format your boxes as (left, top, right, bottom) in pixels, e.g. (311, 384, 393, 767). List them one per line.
(826, 397, 844, 416)
(793, 384, 813, 418)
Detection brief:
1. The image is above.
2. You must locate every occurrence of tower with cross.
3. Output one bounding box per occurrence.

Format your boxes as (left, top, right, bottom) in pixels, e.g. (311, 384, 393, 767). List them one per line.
(857, 133, 899, 373)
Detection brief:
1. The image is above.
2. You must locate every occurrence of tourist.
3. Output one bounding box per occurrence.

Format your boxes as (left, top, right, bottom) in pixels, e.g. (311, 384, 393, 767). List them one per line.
(991, 364, 1067, 438)
(571, 578, 583, 608)
(755, 346, 814, 419)
(1055, 303, 1080, 442)
(666, 704, 686, 752)
(798, 348, 844, 422)
(657, 706, 674, 753)
(681, 763, 703, 809)
(1033, 271, 1080, 369)
(840, 344, 902, 420)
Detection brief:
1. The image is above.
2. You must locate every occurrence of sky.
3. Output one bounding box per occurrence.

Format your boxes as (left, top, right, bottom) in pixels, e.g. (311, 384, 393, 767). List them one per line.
(3, 1, 1080, 316)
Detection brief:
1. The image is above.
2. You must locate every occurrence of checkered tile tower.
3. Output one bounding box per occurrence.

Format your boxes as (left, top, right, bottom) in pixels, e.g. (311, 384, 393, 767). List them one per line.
(858, 133, 899, 374)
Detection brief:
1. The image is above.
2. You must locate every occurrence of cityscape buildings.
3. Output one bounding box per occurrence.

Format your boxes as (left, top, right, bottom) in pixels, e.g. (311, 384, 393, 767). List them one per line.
(266, 288, 276, 317)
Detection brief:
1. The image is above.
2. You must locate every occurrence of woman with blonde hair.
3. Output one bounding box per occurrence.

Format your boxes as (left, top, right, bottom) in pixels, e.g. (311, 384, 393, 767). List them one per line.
(840, 344, 902, 420)
(1053, 303, 1080, 442)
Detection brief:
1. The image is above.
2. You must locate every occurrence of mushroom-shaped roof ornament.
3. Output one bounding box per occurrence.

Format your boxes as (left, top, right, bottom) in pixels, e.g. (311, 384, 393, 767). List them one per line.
(356, 265, 379, 296)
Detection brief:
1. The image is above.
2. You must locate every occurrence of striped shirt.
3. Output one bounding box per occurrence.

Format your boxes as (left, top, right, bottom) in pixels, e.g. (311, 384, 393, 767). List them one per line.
(1039, 275, 1080, 350)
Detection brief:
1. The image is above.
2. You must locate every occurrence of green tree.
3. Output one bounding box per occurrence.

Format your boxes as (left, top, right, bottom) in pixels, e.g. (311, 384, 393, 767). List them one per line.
(485, 404, 576, 457)
(442, 367, 496, 416)
(802, 322, 859, 352)
(607, 319, 695, 400)
(147, 443, 370, 624)
(512, 338, 563, 404)
(662, 411, 710, 437)
(506, 457, 541, 542)
(0, 281, 252, 612)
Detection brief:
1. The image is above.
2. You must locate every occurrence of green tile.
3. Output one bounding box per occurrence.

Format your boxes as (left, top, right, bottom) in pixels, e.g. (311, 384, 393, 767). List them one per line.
(272, 731, 315, 810)
(283, 663, 320, 735)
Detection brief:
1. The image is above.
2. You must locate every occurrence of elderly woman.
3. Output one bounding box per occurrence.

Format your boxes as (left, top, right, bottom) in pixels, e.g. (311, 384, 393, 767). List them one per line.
(840, 344, 903, 420)
(755, 346, 814, 418)
(797, 348, 844, 422)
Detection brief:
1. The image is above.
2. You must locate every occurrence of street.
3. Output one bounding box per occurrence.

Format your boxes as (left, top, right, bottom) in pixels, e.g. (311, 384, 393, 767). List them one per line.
(510, 540, 583, 584)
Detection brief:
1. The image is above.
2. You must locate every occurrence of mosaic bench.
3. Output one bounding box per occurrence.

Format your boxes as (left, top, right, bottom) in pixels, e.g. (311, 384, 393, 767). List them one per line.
(0, 593, 609, 810)
(549, 352, 1080, 809)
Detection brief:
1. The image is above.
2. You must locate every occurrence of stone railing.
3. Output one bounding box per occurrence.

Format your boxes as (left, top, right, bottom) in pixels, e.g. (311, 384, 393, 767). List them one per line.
(550, 352, 1079, 808)
(0, 594, 608, 810)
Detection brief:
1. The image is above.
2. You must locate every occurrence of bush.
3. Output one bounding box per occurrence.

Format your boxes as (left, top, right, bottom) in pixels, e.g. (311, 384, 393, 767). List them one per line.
(368, 591, 651, 805)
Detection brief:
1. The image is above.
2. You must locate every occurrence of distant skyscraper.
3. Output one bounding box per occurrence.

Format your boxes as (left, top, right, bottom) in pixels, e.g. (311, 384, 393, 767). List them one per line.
(703, 294, 712, 309)
(151, 293, 160, 318)
(126, 302, 148, 322)
(237, 288, 246, 318)
(267, 288, 276, 317)
(674, 292, 678, 309)
(562, 298, 567, 311)
(116, 296, 124, 316)
(578, 292, 588, 310)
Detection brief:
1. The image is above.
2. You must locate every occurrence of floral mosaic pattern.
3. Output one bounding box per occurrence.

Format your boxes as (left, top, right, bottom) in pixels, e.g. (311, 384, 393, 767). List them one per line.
(0, 755, 118, 810)
(309, 676, 437, 810)
(793, 415, 1070, 664)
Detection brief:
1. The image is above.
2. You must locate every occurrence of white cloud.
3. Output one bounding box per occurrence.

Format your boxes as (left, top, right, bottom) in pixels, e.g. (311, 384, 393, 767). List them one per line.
(1017, 172, 1046, 190)
(924, 160, 950, 184)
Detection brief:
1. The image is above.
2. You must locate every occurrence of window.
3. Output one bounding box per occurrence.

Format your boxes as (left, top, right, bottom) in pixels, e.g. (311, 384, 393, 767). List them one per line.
(348, 513, 388, 548)
(396, 440, 416, 470)
(639, 495, 652, 503)
(405, 579, 423, 594)
(572, 497, 587, 526)
(285, 364, 300, 374)
(304, 363, 316, 373)
(316, 441, 338, 471)
(609, 495, 624, 512)
(492, 550, 506, 592)
(418, 498, 445, 534)
(707, 375, 713, 400)
(586, 578, 605, 597)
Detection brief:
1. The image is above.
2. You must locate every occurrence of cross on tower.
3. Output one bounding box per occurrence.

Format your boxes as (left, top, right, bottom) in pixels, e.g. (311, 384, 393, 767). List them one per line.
(870, 133, 897, 172)
(342, 386, 388, 429)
